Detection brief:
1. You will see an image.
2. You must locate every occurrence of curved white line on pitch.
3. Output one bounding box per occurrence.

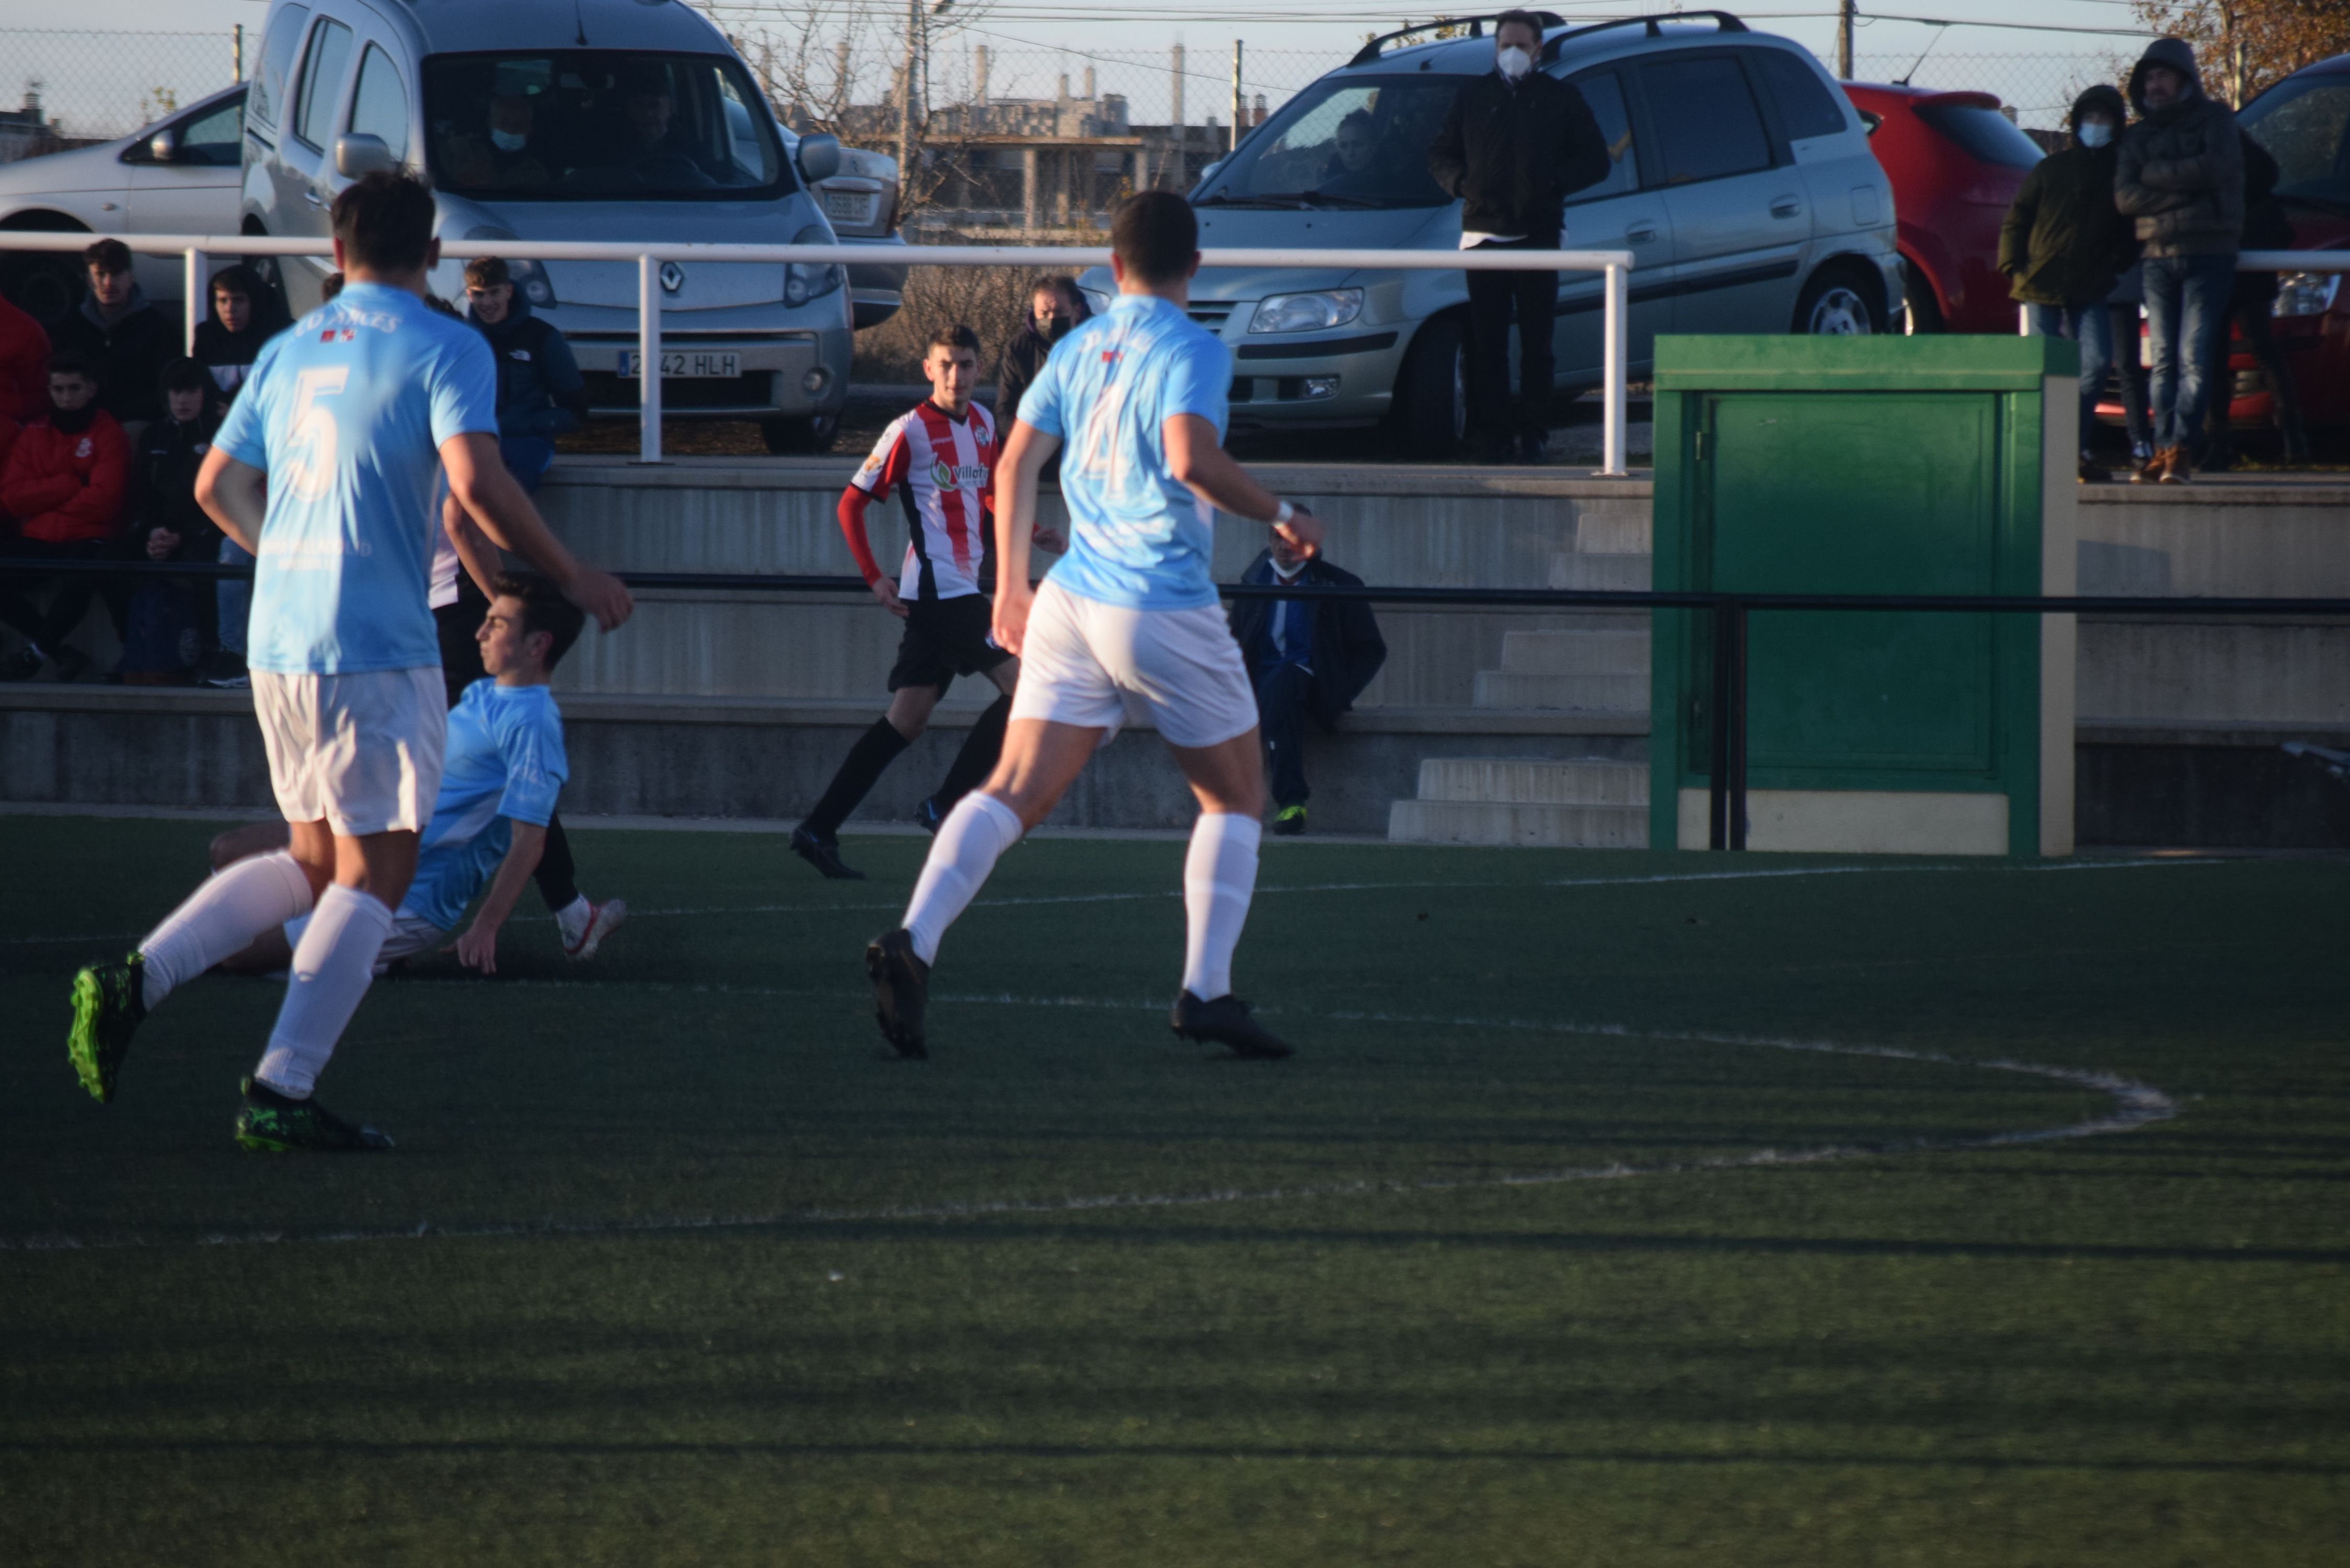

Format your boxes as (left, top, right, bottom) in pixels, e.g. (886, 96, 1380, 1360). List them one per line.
(0, 990, 2175, 1253)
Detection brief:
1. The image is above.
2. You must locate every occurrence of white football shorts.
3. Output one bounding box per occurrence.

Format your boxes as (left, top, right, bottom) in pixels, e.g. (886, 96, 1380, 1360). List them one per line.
(252, 667, 447, 837)
(1009, 579, 1259, 749)
(282, 907, 447, 972)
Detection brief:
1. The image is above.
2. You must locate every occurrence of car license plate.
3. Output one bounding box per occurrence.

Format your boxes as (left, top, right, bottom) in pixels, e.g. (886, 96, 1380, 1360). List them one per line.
(617, 351, 741, 379)
(823, 190, 872, 224)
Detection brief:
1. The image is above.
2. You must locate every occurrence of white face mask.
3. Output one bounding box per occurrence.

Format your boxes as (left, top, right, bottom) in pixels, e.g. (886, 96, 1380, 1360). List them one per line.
(2077, 121, 2114, 148)
(1497, 45, 1533, 82)
(491, 127, 528, 153)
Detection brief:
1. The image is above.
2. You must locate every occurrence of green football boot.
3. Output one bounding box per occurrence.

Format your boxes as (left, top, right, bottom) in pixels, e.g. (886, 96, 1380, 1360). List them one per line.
(233, 1078, 395, 1153)
(67, 953, 147, 1104)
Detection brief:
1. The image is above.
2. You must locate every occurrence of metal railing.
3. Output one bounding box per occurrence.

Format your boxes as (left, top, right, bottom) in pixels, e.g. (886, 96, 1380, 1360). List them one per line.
(21, 558, 2348, 852)
(0, 231, 1637, 475)
(2015, 250, 2350, 335)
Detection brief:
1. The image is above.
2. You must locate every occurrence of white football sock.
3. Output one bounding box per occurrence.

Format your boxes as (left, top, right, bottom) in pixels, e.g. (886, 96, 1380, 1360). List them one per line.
(902, 790, 1023, 965)
(137, 850, 315, 1010)
(555, 894, 593, 943)
(252, 883, 392, 1099)
(1181, 811, 1261, 1002)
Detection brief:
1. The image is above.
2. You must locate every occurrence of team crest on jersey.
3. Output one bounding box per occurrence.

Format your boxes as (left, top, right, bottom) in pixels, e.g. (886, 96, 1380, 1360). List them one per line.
(74, 437, 91, 458)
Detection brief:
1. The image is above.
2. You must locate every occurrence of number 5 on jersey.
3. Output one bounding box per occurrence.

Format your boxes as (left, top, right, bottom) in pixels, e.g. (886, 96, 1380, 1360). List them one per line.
(281, 365, 350, 503)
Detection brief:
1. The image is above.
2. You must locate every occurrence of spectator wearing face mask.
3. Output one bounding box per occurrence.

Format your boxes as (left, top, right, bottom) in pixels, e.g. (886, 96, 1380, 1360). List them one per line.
(2000, 85, 2138, 482)
(1428, 10, 1608, 465)
(994, 276, 1090, 427)
(191, 264, 272, 408)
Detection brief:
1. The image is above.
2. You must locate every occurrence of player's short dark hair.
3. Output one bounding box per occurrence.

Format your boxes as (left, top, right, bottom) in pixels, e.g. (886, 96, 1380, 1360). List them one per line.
(331, 170, 436, 275)
(160, 356, 209, 395)
(320, 271, 344, 302)
(926, 322, 981, 356)
(1493, 9, 1546, 42)
(208, 263, 260, 302)
(1110, 190, 1196, 286)
(48, 349, 96, 384)
(492, 573, 587, 668)
(464, 255, 510, 291)
(83, 238, 133, 275)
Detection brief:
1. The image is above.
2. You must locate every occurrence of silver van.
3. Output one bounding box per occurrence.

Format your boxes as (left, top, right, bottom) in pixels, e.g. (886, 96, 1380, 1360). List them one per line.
(1080, 11, 1899, 456)
(240, 0, 853, 451)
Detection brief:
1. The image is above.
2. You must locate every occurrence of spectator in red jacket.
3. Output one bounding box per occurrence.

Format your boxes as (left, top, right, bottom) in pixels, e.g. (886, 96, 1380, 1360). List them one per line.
(0, 290, 49, 425)
(0, 351, 130, 681)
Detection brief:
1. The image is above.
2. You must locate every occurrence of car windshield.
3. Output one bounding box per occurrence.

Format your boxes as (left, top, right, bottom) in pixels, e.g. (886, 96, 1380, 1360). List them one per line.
(1914, 101, 2043, 169)
(423, 51, 792, 200)
(2242, 74, 2350, 207)
(1194, 73, 1469, 209)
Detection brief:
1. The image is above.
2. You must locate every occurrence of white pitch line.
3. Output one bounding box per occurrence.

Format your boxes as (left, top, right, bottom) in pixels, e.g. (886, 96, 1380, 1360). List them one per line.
(0, 994, 2175, 1253)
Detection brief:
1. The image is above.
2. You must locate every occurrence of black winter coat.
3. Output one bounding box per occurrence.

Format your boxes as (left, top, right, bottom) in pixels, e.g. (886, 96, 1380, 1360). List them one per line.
(1427, 71, 1609, 240)
(191, 318, 270, 407)
(54, 288, 172, 424)
(2000, 143, 2137, 307)
(1230, 551, 1388, 727)
(131, 413, 221, 560)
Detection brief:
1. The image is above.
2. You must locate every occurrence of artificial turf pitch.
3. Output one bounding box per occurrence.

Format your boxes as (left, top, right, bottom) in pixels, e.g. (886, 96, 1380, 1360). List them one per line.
(1, 815, 2344, 1565)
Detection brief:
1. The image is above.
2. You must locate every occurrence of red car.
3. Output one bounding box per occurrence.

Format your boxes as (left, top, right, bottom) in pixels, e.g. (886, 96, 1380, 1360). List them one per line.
(1842, 83, 2045, 335)
(2218, 52, 2350, 433)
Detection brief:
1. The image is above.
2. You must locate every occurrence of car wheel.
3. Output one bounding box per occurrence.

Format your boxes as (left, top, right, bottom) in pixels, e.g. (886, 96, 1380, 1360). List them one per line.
(1902, 260, 1944, 335)
(762, 411, 840, 455)
(1392, 316, 1467, 459)
(1794, 266, 1885, 336)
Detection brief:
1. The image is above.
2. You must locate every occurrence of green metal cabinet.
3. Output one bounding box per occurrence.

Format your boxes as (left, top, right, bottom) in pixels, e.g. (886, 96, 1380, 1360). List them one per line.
(1648, 337, 2079, 856)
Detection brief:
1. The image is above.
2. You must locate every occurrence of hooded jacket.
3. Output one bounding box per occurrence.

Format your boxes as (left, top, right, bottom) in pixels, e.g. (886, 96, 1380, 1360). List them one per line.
(2115, 37, 2245, 259)
(2000, 86, 2139, 306)
(132, 412, 221, 557)
(0, 294, 50, 425)
(995, 305, 1089, 425)
(191, 317, 271, 407)
(1428, 68, 1610, 241)
(466, 295, 588, 440)
(52, 284, 172, 424)
(1, 405, 129, 544)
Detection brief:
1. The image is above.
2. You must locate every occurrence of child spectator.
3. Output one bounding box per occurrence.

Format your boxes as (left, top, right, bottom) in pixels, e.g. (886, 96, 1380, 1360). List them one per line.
(53, 239, 170, 428)
(0, 352, 130, 681)
(191, 264, 270, 408)
(463, 256, 586, 492)
(122, 358, 223, 680)
(0, 287, 51, 425)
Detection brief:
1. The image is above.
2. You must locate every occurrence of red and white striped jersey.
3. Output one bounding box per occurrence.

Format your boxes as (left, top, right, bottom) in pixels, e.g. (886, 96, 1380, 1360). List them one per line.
(848, 399, 998, 601)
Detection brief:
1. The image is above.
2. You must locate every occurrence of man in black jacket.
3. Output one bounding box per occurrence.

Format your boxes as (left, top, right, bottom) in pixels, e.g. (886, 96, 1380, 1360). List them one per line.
(994, 276, 1089, 428)
(1427, 11, 1608, 464)
(53, 239, 171, 430)
(464, 256, 589, 493)
(1230, 533, 1387, 835)
(129, 358, 225, 667)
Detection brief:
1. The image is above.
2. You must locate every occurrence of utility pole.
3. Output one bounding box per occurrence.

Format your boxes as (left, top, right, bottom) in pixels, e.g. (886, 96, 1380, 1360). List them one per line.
(897, 0, 919, 187)
(1835, 0, 1854, 80)
(231, 24, 244, 82)
(1231, 40, 1245, 145)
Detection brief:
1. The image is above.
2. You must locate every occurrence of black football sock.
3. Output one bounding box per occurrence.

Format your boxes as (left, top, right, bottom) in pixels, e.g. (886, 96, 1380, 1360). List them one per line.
(929, 694, 1011, 814)
(803, 716, 913, 839)
(534, 813, 581, 913)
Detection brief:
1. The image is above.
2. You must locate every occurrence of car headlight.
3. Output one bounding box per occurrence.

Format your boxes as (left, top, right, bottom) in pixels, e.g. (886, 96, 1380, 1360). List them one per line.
(2273, 270, 2342, 318)
(786, 223, 844, 308)
(463, 227, 556, 307)
(1249, 288, 1364, 334)
(1078, 285, 1112, 316)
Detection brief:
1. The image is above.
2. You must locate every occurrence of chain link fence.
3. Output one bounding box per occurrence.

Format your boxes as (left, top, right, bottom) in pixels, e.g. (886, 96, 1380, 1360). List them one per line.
(0, 30, 241, 156)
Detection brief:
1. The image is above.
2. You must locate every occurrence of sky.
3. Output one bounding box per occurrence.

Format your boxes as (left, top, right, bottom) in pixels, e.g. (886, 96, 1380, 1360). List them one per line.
(0, 0, 2173, 135)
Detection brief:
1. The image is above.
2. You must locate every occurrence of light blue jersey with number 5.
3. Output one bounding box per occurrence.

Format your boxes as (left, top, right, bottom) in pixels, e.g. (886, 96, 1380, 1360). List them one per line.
(216, 281, 498, 675)
(1015, 292, 1230, 612)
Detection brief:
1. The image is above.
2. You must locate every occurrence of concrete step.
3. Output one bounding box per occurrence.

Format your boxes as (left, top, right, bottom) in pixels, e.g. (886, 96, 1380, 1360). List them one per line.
(1497, 628, 1650, 676)
(1387, 798, 1649, 847)
(1416, 756, 1649, 807)
(1548, 551, 1652, 592)
(1472, 669, 1650, 711)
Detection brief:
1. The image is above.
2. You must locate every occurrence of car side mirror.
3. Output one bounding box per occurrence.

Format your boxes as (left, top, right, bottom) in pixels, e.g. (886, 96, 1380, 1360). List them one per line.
(147, 131, 176, 163)
(335, 133, 395, 179)
(797, 133, 843, 185)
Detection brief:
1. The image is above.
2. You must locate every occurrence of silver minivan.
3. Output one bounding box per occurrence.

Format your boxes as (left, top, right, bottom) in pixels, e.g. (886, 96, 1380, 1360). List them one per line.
(1080, 11, 1900, 456)
(240, 0, 853, 451)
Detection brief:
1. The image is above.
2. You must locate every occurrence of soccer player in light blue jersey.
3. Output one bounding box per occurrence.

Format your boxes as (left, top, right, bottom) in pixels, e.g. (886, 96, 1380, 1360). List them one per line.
(210, 578, 586, 983)
(66, 173, 633, 1152)
(867, 191, 1327, 1061)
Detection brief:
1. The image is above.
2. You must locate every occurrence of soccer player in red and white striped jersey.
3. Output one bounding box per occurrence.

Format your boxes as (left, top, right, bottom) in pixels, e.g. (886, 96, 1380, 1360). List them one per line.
(791, 324, 1063, 880)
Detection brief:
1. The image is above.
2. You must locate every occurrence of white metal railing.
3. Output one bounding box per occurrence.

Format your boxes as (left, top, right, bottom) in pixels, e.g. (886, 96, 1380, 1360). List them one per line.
(0, 230, 1635, 474)
(2016, 250, 2350, 335)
